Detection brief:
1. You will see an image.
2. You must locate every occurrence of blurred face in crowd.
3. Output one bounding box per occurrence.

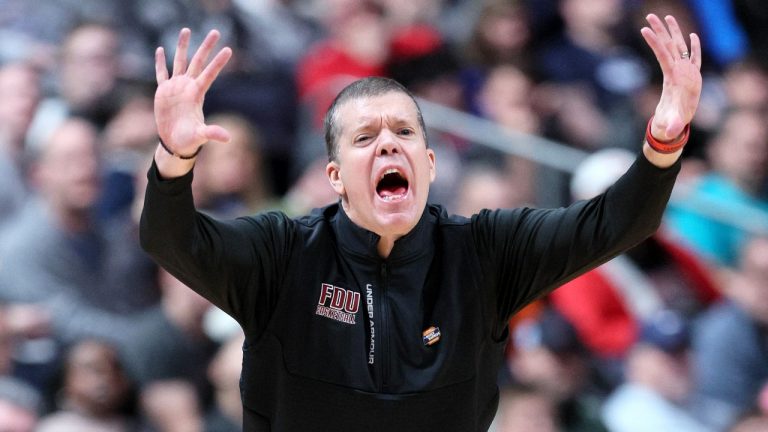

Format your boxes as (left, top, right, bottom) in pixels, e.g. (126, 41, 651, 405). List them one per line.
(479, 65, 538, 133)
(199, 116, 265, 199)
(708, 109, 768, 192)
(64, 340, 130, 418)
(561, 0, 622, 31)
(327, 91, 435, 243)
(497, 389, 558, 432)
(35, 119, 101, 215)
(0, 63, 40, 147)
(629, 344, 691, 403)
(60, 24, 119, 109)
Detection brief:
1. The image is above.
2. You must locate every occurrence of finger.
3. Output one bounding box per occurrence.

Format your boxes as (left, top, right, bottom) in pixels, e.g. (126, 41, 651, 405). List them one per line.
(664, 15, 689, 59)
(187, 29, 221, 77)
(198, 47, 232, 93)
(203, 124, 231, 143)
(690, 33, 702, 69)
(173, 28, 191, 76)
(155, 47, 169, 84)
(646, 14, 676, 61)
(641, 27, 673, 75)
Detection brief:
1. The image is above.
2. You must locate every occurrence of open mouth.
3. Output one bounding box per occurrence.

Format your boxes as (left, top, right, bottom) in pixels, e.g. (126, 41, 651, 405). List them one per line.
(376, 168, 409, 202)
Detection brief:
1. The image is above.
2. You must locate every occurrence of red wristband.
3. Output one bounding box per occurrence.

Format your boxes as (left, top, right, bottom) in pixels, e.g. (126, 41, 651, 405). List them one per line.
(645, 116, 690, 154)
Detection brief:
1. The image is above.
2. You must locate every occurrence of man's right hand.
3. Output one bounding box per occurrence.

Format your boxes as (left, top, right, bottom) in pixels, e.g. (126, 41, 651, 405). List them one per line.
(153, 28, 232, 178)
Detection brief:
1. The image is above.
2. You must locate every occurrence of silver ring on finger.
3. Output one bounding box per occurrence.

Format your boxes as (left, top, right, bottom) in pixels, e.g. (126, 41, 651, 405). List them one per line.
(681, 51, 690, 59)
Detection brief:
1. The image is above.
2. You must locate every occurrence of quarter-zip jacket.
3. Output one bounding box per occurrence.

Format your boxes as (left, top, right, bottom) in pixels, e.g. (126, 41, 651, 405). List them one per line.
(140, 154, 680, 432)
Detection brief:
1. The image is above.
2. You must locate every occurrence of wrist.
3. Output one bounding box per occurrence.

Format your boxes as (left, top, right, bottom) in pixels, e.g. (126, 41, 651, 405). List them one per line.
(154, 144, 196, 179)
(159, 138, 202, 160)
(646, 116, 690, 154)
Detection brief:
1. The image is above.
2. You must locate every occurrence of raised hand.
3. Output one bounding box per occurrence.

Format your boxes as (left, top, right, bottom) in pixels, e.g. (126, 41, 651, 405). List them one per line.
(641, 14, 702, 142)
(154, 29, 232, 158)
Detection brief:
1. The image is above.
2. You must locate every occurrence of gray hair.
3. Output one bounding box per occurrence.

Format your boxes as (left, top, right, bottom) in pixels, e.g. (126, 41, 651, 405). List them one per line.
(323, 77, 427, 161)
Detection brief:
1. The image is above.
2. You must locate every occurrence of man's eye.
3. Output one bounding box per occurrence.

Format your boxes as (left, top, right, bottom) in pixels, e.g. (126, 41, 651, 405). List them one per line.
(399, 129, 414, 136)
(355, 135, 370, 143)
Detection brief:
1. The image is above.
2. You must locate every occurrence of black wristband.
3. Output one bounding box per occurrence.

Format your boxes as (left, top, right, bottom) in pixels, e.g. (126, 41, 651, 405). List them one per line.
(159, 138, 202, 160)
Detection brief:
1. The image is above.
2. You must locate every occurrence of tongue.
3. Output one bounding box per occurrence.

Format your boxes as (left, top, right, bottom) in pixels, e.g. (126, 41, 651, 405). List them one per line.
(379, 186, 407, 198)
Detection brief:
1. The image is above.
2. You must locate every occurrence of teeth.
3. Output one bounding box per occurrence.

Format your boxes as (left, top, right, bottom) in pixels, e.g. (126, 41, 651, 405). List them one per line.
(380, 168, 401, 180)
(381, 194, 405, 202)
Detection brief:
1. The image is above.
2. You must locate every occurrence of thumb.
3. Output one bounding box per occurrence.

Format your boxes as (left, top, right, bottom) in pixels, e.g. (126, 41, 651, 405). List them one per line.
(664, 114, 685, 140)
(203, 124, 231, 144)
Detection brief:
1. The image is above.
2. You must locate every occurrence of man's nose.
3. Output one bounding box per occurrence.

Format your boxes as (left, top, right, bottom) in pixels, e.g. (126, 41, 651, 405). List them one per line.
(377, 129, 401, 156)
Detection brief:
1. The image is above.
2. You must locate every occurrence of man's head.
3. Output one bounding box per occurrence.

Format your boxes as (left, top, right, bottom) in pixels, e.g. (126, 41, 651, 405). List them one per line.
(324, 77, 426, 161)
(31, 118, 101, 218)
(324, 77, 436, 246)
(63, 339, 131, 418)
(628, 310, 692, 403)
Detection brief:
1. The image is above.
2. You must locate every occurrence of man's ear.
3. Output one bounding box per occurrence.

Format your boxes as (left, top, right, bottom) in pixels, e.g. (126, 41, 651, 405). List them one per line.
(427, 148, 436, 183)
(326, 160, 344, 195)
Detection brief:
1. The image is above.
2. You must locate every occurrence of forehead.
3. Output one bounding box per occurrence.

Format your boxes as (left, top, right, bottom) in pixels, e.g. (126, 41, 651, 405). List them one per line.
(337, 91, 420, 132)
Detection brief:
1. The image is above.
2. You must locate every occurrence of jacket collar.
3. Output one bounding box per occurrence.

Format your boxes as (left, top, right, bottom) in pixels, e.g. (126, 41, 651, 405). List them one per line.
(331, 202, 436, 263)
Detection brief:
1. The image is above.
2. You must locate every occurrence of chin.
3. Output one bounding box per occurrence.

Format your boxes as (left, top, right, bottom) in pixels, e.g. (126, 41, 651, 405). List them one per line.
(374, 209, 421, 236)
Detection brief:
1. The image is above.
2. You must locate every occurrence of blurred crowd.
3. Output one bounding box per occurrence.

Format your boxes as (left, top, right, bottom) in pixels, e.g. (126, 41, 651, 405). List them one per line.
(0, 0, 767, 431)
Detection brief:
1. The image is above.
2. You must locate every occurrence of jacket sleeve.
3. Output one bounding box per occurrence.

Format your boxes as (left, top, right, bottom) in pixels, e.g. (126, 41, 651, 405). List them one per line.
(472, 154, 681, 324)
(139, 162, 292, 335)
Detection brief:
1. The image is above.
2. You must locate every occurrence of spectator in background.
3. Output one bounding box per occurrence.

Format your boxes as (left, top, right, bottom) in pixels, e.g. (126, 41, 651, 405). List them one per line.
(495, 384, 560, 432)
(204, 331, 245, 432)
(281, 156, 340, 217)
(28, 22, 123, 147)
(0, 62, 40, 227)
(37, 339, 135, 432)
(602, 310, 712, 432)
(461, 0, 534, 119)
(140, 380, 203, 432)
(296, 0, 389, 123)
(451, 163, 516, 217)
(98, 88, 159, 220)
(122, 269, 218, 401)
(465, 0, 533, 70)
(0, 118, 158, 383)
(552, 148, 720, 386)
(193, 113, 277, 217)
(721, 59, 768, 112)
(475, 63, 541, 205)
(0, 376, 42, 432)
(665, 108, 768, 268)
(691, 236, 768, 430)
(201, 2, 300, 196)
(535, 0, 651, 151)
(509, 308, 608, 432)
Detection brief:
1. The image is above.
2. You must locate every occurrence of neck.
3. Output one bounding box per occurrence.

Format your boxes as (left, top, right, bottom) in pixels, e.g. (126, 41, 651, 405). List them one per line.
(377, 236, 396, 258)
(53, 205, 92, 233)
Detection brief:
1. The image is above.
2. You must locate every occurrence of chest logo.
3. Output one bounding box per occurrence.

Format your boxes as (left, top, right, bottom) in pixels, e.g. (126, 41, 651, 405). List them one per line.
(423, 326, 441, 346)
(316, 283, 360, 325)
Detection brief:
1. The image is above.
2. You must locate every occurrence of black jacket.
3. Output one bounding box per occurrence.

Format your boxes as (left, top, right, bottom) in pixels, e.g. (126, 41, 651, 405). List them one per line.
(140, 154, 680, 431)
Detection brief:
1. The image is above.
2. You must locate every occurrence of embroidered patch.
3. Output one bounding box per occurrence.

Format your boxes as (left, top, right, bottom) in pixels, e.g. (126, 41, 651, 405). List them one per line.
(423, 326, 441, 346)
(316, 283, 359, 325)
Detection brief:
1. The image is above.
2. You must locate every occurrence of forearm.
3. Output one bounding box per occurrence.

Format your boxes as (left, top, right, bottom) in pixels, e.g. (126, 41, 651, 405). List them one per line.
(643, 142, 683, 168)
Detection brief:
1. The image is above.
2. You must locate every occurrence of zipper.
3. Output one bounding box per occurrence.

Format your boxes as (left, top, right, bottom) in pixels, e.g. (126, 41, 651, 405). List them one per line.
(379, 262, 390, 391)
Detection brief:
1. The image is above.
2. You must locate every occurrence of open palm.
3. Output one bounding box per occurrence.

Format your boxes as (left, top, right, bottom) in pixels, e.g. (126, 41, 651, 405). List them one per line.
(641, 14, 703, 141)
(154, 28, 232, 156)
